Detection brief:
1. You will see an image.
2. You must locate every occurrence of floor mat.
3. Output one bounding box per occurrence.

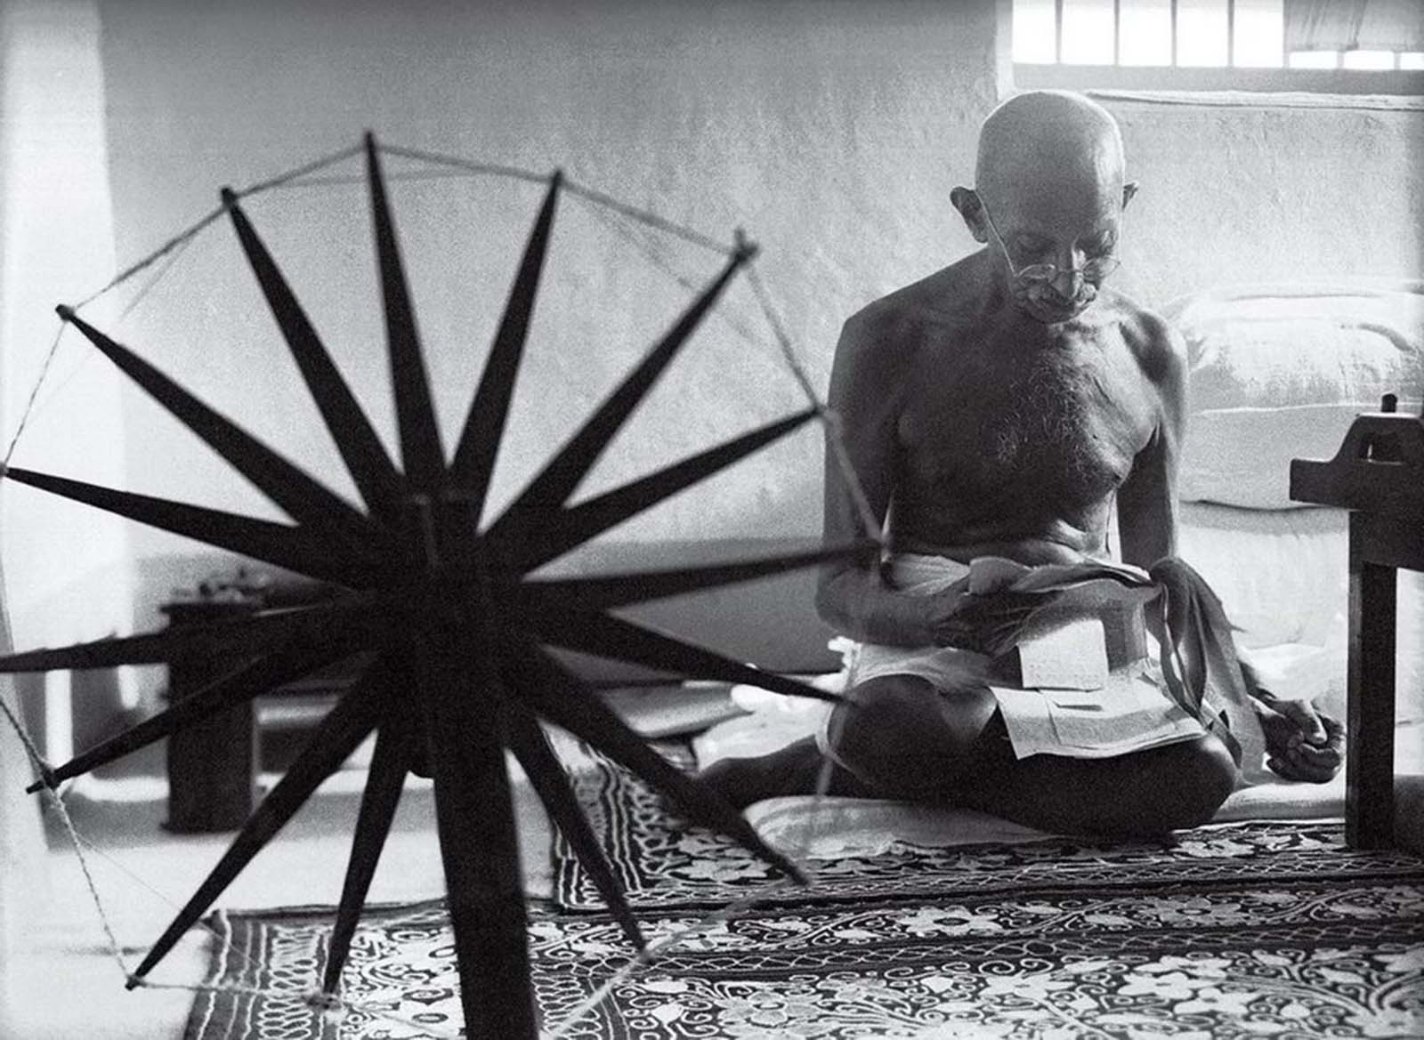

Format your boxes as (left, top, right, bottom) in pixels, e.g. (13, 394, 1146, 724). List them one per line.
(551, 745, 1399, 913)
(189, 820, 1424, 1039)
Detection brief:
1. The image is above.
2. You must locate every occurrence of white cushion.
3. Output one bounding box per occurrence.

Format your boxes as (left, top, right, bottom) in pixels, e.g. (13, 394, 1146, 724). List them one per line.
(1162, 281, 1424, 510)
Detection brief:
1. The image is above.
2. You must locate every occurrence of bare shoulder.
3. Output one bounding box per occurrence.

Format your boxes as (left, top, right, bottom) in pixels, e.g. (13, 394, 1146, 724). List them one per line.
(1103, 289, 1187, 390)
(838, 262, 977, 374)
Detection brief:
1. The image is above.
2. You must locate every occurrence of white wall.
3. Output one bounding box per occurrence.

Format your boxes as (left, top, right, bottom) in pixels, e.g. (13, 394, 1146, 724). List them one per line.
(95, 0, 1008, 577)
(0, 0, 127, 1021)
(1, 0, 129, 652)
(9, 0, 1422, 686)
(1107, 95, 1422, 307)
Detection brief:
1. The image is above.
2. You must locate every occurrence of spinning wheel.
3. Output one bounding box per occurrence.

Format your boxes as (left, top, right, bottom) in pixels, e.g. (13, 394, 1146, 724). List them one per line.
(0, 134, 875, 1037)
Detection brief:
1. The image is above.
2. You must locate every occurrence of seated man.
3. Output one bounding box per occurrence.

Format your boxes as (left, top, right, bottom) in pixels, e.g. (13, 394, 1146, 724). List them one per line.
(702, 90, 1343, 837)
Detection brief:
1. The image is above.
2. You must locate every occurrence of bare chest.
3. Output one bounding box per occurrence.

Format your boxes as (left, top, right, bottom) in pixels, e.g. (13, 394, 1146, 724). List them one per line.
(897, 333, 1156, 515)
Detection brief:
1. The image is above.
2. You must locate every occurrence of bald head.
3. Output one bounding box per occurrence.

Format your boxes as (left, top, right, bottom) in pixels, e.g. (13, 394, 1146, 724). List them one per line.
(975, 91, 1126, 215)
(949, 91, 1135, 323)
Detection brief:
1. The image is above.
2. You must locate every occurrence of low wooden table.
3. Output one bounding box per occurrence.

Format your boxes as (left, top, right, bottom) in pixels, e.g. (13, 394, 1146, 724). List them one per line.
(1291, 395, 1424, 849)
(161, 579, 360, 832)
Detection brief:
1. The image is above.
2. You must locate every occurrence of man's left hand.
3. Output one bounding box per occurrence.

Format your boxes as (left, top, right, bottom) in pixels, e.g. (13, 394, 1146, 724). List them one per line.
(1256, 696, 1345, 783)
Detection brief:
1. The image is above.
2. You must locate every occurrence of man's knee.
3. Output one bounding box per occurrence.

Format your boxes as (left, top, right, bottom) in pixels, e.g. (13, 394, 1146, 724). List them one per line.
(1057, 734, 1239, 837)
(828, 675, 997, 781)
(1159, 734, 1239, 829)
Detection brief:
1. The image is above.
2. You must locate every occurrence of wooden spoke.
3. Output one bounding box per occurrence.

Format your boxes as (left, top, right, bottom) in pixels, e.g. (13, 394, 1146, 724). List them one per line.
(0, 596, 377, 674)
(504, 701, 645, 950)
(520, 606, 840, 704)
(55, 307, 375, 549)
(4, 466, 374, 586)
(30, 635, 374, 793)
(323, 713, 409, 994)
(365, 133, 444, 491)
(521, 538, 878, 611)
(497, 408, 819, 572)
(450, 172, 562, 514)
(509, 643, 805, 883)
(486, 244, 755, 544)
(128, 665, 387, 984)
(223, 190, 403, 522)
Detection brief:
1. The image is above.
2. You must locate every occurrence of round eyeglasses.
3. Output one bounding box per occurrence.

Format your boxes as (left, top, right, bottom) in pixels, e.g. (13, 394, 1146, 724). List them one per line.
(979, 199, 1121, 284)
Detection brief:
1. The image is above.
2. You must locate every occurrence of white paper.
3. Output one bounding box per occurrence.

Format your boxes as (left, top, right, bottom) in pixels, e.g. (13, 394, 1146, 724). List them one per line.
(1017, 616, 1109, 691)
(991, 671, 1205, 760)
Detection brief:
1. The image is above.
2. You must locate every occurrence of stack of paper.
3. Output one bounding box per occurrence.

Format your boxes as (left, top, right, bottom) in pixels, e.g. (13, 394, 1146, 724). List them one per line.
(990, 670, 1205, 760)
(1016, 615, 1110, 690)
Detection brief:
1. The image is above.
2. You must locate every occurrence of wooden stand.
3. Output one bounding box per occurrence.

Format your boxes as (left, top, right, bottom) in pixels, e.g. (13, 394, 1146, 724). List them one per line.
(1290, 395, 1424, 849)
(161, 598, 260, 832)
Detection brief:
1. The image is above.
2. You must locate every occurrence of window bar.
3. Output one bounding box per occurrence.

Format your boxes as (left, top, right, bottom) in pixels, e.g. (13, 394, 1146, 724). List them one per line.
(1055, 0, 1065, 64)
(1170, 0, 1179, 66)
(1227, 0, 1236, 66)
(1113, 0, 1122, 66)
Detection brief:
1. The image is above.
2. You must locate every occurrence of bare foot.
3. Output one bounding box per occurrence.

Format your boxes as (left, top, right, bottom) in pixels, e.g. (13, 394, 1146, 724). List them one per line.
(696, 736, 880, 810)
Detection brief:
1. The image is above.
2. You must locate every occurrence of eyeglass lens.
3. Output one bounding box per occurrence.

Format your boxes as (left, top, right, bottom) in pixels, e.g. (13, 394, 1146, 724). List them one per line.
(980, 199, 1120, 283)
(1017, 257, 1121, 281)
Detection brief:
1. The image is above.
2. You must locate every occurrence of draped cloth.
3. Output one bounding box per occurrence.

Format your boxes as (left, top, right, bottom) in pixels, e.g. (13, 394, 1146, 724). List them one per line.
(1285, 0, 1424, 52)
(831, 553, 1271, 784)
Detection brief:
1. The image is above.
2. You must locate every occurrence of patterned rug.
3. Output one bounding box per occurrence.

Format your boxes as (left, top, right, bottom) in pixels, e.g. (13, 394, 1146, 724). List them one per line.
(551, 745, 1410, 913)
(186, 744, 1424, 1038)
(190, 813, 1424, 1039)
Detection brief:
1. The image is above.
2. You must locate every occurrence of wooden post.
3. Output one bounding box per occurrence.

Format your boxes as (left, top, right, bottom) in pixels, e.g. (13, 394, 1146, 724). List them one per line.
(1347, 514, 1400, 849)
(408, 493, 538, 1040)
(1291, 400, 1424, 851)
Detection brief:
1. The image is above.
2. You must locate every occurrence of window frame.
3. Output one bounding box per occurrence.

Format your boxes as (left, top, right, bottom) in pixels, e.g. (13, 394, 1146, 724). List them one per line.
(1010, 0, 1424, 97)
(1015, 63, 1424, 96)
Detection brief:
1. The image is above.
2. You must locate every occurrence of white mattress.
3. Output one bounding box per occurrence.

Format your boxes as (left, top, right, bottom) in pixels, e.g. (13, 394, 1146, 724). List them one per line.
(697, 701, 1420, 862)
(1162, 281, 1424, 512)
(743, 779, 1348, 862)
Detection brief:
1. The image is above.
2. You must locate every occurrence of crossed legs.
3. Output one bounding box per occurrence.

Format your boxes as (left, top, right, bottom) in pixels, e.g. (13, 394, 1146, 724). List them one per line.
(700, 672, 1239, 839)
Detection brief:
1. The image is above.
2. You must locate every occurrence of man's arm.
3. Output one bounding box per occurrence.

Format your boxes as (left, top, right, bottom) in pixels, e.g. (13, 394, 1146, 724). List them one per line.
(1115, 319, 1185, 571)
(1118, 318, 1343, 781)
(814, 313, 965, 647)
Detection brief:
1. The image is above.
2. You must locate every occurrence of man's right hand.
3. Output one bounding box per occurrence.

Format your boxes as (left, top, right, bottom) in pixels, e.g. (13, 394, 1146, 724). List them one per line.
(929, 584, 1041, 652)
(1257, 695, 1346, 784)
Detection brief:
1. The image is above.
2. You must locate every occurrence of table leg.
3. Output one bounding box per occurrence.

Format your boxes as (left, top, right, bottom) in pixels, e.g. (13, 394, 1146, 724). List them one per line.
(1346, 513, 1396, 849)
(163, 600, 259, 832)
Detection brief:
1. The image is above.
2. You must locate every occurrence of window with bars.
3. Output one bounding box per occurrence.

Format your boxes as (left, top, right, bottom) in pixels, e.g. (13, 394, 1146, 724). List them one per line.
(1014, 0, 1424, 92)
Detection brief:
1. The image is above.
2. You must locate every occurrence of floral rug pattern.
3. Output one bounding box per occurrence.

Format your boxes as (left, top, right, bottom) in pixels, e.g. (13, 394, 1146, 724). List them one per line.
(191, 860, 1424, 1039)
(187, 748, 1424, 1039)
(552, 745, 1423, 913)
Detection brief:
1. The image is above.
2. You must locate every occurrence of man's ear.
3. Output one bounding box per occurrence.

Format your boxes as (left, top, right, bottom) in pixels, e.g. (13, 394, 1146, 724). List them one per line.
(951, 187, 989, 243)
(1122, 181, 1140, 210)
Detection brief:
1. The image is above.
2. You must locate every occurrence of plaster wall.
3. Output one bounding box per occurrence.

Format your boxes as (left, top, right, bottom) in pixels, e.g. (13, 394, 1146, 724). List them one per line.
(50, 0, 1424, 629)
(0, 0, 125, 1023)
(1105, 98, 1422, 307)
(91, 0, 1005, 581)
(0, 0, 129, 650)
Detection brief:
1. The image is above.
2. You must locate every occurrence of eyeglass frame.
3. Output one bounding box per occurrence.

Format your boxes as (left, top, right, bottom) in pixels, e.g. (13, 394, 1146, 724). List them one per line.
(977, 196, 1122, 285)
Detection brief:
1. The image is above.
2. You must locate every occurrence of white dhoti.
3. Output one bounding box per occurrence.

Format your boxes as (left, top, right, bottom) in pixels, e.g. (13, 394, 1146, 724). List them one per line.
(822, 553, 1220, 764)
(850, 554, 991, 688)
